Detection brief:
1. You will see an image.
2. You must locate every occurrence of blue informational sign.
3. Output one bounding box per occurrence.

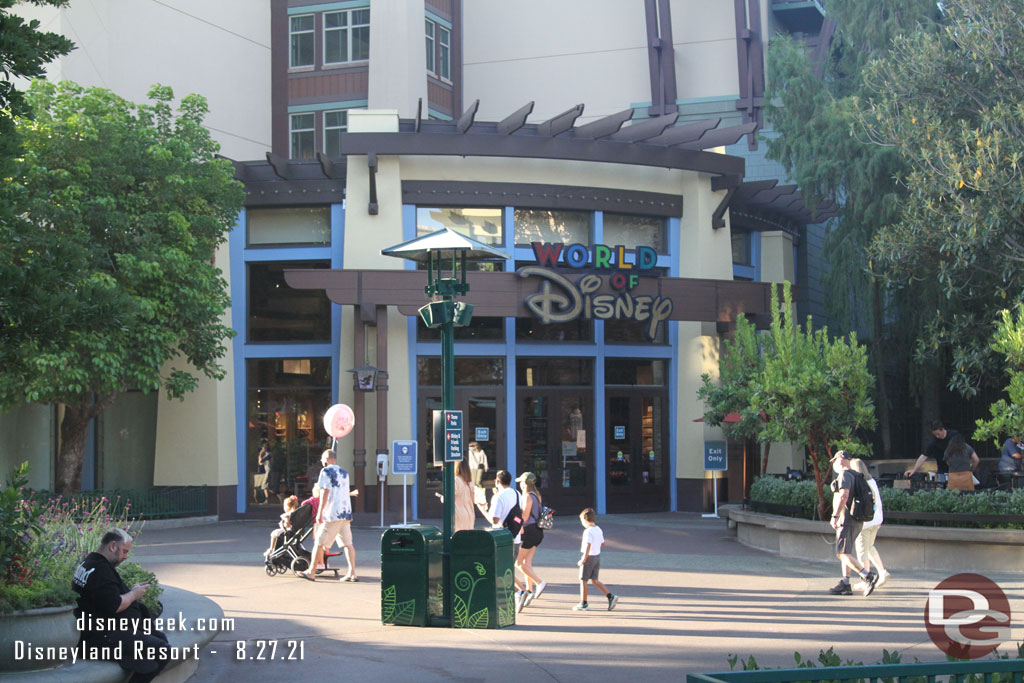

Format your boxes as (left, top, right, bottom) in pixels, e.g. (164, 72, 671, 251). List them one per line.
(392, 440, 418, 476)
(614, 425, 626, 440)
(444, 410, 463, 462)
(704, 441, 728, 471)
(475, 427, 489, 442)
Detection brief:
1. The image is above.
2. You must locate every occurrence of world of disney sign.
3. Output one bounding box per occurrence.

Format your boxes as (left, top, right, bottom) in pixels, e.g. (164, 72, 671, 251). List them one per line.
(517, 242, 674, 341)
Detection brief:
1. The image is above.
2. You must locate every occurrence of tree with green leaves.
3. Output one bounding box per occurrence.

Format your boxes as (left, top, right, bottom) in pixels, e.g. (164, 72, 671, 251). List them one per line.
(861, 0, 1024, 398)
(758, 283, 876, 520)
(765, 0, 943, 454)
(0, 0, 73, 170)
(974, 305, 1024, 447)
(698, 313, 772, 491)
(0, 80, 244, 494)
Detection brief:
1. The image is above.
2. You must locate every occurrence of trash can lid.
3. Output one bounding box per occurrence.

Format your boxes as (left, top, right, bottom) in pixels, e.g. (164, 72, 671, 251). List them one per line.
(451, 527, 514, 553)
(381, 525, 443, 553)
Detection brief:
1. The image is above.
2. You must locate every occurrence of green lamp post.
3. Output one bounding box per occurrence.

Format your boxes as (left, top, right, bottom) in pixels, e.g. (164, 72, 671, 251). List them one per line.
(381, 227, 509, 624)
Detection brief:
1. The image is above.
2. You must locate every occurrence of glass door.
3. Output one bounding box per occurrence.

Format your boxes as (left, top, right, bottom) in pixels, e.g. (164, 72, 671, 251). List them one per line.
(416, 389, 504, 519)
(518, 390, 593, 513)
(605, 392, 668, 513)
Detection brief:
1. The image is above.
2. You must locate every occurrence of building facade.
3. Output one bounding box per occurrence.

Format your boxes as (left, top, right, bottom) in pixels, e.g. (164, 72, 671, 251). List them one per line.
(3, 0, 835, 516)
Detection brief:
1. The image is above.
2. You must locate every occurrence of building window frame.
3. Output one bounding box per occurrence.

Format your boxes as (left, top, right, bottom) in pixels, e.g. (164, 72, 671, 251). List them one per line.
(290, 112, 315, 160)
(323, 109, 349, 157)
(425, 19, 435, 75)
(323, 8, 370, 65)
(425, 18, 451, 82)
(289, 13, 315, 69)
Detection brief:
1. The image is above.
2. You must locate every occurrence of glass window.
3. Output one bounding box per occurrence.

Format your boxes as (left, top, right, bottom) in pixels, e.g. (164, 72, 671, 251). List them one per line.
(247, 207, 330, 246)
(732, 230, 752, 265)
(517, 358, 593, 387)
(603, 213, 666, 253)
(417, 357, 504, 386)
(515, 317, 592, 342)
(605, 317, 668, 344)
(324, 110, 348, 157)
(290, 14, 315, 68)
(417, 316, 504, 342)
(515, 209, 590, 247)
(416, 207, 504, 272)
(605, 359, 667, 386)
(324, 9, 369, 64)
(247, 358, 331, 505)
(290, 113, 315, 160)
(425, 19, 435, 74)
(248, 261, 331, 342)
(439, 26, 450, 80)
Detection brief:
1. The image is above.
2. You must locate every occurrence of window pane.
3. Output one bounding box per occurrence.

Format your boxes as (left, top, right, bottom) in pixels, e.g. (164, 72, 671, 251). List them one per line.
(290, 113, 315, 160)
(324, 11, 346, 28)
(417, 357, 504, 386)
(515, 209, 590, 246)
(418, 207, 502, 244)
(248, 261, 332, 342)
(516, 358, 593, 386)
(604, 317, 668, 344)
(324, 110, 347, 129)
(352, 26, 370, 61)
(439, 27, 450, 79)
(352, 9, 369, 24)
(290, 15, 314, 68)
(515, 317, 592, 341)
(324, 128, 343, 157)
(247, 358, 331, 506)
(603, 213, 666, 253)
(417, 315, 504, 342)
(732, 230, 751, 265)
(605, 359, 666, 386)
(324, 28, 347, 63)
(425, 20, 435, 73)
(248, 207, 330, 246)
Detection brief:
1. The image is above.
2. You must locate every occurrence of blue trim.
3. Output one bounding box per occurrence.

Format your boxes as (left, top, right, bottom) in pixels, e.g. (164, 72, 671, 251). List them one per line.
(230, 210, 248, 514)
(288, 100, 368, 114)
(425, 10, 452, 29)
(752, 231, 762, 282)
(332, 203, 345, 403)
(594, 336, 607, 515)
(668, 217, 680, 511)
(288, 1, 368, 15)
(427, 109, 453, 121)
(504, 318, 517, 483)
(402, 204, 419, 519)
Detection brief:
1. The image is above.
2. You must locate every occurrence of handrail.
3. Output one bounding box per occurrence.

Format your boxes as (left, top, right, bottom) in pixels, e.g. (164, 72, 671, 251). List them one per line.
(687, 658, 1024, 683)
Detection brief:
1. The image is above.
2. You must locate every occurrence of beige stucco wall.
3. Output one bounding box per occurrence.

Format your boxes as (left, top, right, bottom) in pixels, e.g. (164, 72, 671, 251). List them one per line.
(14, 0, 271, 160)
(463, 0, 739, 123)
(368, 0, 428, 118)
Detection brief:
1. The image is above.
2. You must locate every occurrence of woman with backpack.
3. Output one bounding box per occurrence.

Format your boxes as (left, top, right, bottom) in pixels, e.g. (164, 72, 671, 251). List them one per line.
(514, 471, 548, 613)
(850, 458, 889, 589)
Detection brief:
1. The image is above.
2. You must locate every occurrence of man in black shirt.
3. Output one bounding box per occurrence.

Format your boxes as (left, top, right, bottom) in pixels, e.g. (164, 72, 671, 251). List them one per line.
(72, 529, 171, 682)
(904, 420, 960, 478)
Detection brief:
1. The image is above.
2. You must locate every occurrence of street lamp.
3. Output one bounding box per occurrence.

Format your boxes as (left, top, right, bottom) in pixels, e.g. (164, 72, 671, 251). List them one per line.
(347, 364, 379, 392)
(381, 227, 509, 625)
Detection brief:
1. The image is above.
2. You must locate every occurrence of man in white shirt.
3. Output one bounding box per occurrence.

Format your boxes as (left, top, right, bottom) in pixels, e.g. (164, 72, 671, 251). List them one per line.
(300, 450, 359, 582)
(477, 470, 526, 602)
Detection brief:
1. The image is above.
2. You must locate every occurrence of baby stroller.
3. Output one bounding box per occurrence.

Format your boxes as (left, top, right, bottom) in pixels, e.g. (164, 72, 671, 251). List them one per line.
(263, 500, 340, 578)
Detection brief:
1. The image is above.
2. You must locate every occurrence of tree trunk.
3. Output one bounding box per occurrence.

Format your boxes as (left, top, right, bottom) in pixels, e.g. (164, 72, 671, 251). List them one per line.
(872, 279, 892, 458)
(55, 393, 119, 495)
(809, 442, 830, 521)
(760, 441, 772, 475)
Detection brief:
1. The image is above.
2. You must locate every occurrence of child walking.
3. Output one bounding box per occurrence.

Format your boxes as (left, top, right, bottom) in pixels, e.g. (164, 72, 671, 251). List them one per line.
(573, 508, 619, 611)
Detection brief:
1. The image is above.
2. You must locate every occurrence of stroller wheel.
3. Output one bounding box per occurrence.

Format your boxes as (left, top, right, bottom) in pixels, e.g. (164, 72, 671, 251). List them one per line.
(291, 556, 310, 575)
(276, 563, 288, 575)
(265, 562, 276, 577)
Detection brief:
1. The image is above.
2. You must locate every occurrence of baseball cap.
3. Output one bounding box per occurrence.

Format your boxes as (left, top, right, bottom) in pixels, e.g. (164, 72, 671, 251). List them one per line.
(516, 471, 537, 485)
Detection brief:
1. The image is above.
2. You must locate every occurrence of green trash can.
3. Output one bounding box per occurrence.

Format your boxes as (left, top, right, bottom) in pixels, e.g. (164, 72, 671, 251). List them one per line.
(450, 528, 516, 629)
(380, 525, 443, 626)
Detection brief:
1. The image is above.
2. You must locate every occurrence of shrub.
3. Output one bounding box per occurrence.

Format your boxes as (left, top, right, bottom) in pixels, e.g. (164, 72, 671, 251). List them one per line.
(118, 561, 163, 617)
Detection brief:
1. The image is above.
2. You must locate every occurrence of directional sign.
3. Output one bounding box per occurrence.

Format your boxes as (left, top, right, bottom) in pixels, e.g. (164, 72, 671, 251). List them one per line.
(444, 410, 463, 462)
(392, 440, 418, 476)
(475, 427, 489, 442)
(704, 441, 727, 471)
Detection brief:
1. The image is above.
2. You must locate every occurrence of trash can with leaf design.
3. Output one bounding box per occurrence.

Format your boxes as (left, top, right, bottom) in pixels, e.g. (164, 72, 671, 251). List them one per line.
(450, 528, 515, 629)
(380, 525, 443, 627)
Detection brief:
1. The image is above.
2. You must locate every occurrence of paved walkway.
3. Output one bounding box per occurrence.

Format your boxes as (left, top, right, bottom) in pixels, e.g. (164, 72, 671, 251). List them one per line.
(128, 513, 1024, 682)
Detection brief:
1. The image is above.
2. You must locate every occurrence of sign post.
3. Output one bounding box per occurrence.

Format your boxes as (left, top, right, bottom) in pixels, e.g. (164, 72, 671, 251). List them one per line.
(391, 440, 418, 526)
(703, 441, 727, 519)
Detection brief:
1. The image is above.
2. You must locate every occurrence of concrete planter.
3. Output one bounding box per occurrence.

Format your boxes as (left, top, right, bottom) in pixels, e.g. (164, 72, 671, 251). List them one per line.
(0, 603, 78, 672)
(726, 506, 1024, 571)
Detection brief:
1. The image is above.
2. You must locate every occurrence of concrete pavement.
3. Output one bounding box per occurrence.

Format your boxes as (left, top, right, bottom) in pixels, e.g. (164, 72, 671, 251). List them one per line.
(128, 513, 1024, 682)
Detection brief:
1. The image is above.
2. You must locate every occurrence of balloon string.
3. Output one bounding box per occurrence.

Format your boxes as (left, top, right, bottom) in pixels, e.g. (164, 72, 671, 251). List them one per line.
(332, 437, 337, 452)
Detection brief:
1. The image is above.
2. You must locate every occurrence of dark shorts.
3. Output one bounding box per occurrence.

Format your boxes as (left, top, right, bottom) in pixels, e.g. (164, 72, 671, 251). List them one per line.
(835, 518, 862, 556)
(579, 554, 600, 581)
(521, 524, 544, 549)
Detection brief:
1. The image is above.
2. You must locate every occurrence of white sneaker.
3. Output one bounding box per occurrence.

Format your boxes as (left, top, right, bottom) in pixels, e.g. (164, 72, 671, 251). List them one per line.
(852, 581, 865, 591)
(876, 570, 889, 588)
(515, 591, 527, 614)
(522, 591, 535, 609)
(534, 580, 548, 600)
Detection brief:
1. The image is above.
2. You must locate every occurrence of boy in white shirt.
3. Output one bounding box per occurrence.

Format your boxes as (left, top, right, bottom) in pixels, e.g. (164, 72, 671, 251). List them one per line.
(573, 508, 619, 611)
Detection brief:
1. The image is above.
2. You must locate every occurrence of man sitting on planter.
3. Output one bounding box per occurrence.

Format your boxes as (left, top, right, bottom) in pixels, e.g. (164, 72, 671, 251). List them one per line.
(72, 529, 171, 682)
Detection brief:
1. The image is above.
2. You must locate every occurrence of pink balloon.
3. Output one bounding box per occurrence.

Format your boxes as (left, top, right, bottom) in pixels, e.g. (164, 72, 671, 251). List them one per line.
(323, 404, 355, 438)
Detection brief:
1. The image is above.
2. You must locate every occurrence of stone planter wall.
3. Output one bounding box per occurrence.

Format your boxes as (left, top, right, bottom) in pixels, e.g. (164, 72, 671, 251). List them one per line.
(726, 506, 1024, 572)
(0, 603, 78, 672)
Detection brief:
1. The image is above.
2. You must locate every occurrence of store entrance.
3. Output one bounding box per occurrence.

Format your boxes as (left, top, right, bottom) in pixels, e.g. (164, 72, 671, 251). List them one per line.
(605, 392, 669, 513)
(517, 390, 594, 514)
(417, 389, 505, 519)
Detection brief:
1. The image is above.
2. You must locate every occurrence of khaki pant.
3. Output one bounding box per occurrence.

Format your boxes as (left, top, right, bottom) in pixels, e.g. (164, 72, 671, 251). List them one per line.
(948, 471, 975, 491)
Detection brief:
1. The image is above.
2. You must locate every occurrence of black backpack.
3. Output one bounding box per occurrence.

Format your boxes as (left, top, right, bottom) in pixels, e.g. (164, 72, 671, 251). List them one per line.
(502, 491, 523, 536)
(848, 472, 876, 522)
